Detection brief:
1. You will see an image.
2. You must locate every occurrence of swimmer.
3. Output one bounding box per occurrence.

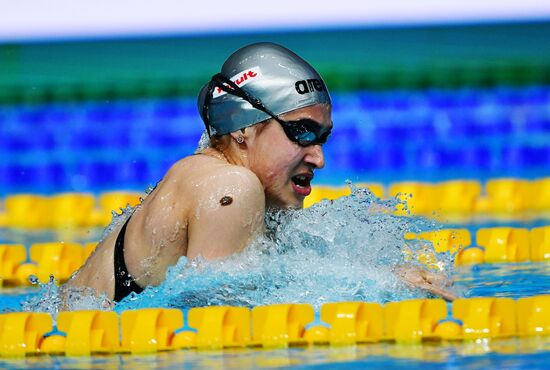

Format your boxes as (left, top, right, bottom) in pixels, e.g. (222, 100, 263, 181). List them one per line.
(65, 42, 456, 303)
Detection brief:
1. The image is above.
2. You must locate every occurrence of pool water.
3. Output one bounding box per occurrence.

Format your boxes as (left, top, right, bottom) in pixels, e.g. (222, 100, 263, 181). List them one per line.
(0, 240, 548, 369)
(0, 339, 548, 369)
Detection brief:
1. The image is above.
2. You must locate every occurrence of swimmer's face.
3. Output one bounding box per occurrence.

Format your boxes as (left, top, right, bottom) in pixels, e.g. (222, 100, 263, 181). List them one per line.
(245, 104, 332, 209)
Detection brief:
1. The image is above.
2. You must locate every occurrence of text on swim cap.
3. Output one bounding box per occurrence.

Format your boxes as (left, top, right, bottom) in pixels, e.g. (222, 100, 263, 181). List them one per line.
(213, 66, 262, 98)
(295, 79, 326, 95)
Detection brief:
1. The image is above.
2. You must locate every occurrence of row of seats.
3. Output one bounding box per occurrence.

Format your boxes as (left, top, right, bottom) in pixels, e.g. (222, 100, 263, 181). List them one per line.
(0, 226, 547, 287)
(1, 126, 200, 151)
(3, 109, 548, 149)
(0, 191, 142, 229)
(305, 178, 550, 217)
(0, 296, 548, 357)
(332, 144, 550, 173)
(354, 86, 550, 109)
(0, 159, 177, 193)
(3, 144, 549, 193)
(1, 87, 549, 195)
(3, 104, 548, 145)
(3, 85, 549, 122)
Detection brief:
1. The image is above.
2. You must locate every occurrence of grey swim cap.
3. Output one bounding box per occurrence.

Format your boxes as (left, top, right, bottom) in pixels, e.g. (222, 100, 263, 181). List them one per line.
(198, 42, 331, 135)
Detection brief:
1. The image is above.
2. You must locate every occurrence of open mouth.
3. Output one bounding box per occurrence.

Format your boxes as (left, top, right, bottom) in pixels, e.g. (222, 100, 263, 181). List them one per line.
(291, 173, 313, 196)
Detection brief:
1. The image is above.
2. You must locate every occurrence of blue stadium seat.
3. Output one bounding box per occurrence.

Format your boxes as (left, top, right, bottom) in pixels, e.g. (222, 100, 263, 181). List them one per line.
(493, 87, 520, 105)
(70, 127, 130, 150)
(413, 146, 450, 170)
(494, 86, 537, 106)
(501, 145, 550, 168)
(522, 86, 550, 105)
(354, 147, 406, 171)
(447, 111, 512, 138)
(453, 89, 480, 108)
(0, 107, 10, 126)
(330, 127, 361, 145)
(412, 145, 493, 172)
(409, 122, 437, 141)
(113, 159, 150, 186)
(0, 162, 67, 191)
(75, 161, 119, 189)
(146, 129, 197, 148)
(374, 126, 410, 142)
(15, 107, 49, 125)
(111, 102, 139, 122)
(1, 86, 548, 194)
(474, 113, 513, 136)
(329, 150, 356, 171)
(147, 158, 178, 183)
(1, 130, 55, 151)
(426, 89, 463, 109)
(85, 103, 115, 124)
(358, 92, 388, 110)
(447, 146, 492, 170)
(160, 115, 203, 136)
(44, 104, 75, 125)
(85, 102, 138, 125)
(524, 113, 550, 133)
(382, 90, 415, 110)
(153, 99, 195, 120)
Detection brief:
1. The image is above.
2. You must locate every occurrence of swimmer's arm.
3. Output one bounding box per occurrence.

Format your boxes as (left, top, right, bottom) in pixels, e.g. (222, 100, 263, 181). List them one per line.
(394, 265, 458, 301)
(186, 170, 265, 260)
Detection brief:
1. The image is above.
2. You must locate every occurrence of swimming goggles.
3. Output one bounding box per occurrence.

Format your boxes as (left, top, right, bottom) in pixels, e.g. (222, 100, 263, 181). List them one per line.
(202, 73, 331, 147)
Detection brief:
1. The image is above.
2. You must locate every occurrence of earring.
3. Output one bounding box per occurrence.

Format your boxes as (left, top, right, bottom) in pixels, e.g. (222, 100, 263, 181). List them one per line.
(236, 136, 245, 144)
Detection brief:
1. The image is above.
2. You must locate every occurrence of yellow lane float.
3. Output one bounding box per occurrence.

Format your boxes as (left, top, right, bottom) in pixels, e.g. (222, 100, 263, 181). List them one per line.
(0, 296, 548, 358)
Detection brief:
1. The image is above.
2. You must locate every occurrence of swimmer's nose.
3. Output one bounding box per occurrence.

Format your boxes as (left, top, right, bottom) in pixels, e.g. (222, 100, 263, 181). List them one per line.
(305, 144, 325, 169)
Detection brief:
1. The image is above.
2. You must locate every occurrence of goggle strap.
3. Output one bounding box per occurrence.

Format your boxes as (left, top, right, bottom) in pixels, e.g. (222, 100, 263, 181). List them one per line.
(205, 73, 326, 146)
(202, 78, 218, 137)
(211, 73, 280, 120)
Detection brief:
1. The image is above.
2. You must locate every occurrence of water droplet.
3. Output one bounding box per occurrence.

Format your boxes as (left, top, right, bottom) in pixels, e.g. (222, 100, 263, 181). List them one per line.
(112, 183, 453, 311)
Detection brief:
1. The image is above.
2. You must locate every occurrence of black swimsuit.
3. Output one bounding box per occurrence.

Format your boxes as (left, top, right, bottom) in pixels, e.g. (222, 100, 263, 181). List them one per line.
(113, 216, 144, 302)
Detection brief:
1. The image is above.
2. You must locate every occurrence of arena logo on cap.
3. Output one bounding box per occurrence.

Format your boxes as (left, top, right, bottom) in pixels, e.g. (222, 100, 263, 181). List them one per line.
(295, 79, 326, 95)
(213, 67, 262, 98)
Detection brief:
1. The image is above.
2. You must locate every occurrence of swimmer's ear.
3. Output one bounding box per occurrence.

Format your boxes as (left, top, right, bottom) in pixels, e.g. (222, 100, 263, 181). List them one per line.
(230, 129, 249, 146)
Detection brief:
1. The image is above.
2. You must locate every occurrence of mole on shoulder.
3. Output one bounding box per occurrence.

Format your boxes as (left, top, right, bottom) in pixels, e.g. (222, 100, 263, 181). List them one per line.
(220, 196, 233, 206)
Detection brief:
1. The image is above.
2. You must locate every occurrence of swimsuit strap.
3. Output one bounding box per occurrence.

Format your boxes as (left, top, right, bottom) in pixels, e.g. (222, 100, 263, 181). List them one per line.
(113, 216, 144, 302)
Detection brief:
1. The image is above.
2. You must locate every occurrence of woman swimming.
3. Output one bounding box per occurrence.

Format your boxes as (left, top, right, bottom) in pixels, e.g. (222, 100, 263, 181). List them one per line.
(65, 42, 456, 302)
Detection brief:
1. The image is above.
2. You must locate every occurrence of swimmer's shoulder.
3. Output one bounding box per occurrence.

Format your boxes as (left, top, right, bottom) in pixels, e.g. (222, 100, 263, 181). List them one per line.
(182, 154, 265, 259)
(180, 153, 262, 183)
(164, 153, 265, 207)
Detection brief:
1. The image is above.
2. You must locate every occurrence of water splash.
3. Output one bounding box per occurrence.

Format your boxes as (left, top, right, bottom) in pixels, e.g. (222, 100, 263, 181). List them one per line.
(20, 204, 138, 317)
(20, 276, 111, 323)
(102, 204, 139, 240)
(22, 184, 456, 314)
(115, 184, 453, 312)
(195, 130, 211, 151)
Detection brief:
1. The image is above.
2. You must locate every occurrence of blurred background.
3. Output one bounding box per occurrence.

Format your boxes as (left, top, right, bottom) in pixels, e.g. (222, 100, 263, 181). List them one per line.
(1, 1, 549, 194)
(0, 2, 550, 361)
